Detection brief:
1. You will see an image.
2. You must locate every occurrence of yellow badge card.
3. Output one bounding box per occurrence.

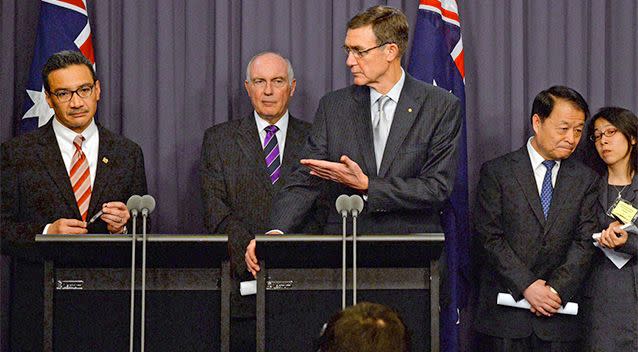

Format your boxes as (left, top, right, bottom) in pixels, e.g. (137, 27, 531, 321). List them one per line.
(608, 198, 638, 224)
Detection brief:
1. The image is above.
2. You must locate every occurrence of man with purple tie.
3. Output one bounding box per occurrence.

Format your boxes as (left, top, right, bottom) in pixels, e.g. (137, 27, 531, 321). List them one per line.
(200, 51, 324, 351)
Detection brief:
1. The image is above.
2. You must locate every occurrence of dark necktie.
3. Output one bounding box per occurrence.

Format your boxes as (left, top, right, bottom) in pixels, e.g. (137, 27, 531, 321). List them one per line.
(540, 160, 556, 218)
(263, 125, 281, 184)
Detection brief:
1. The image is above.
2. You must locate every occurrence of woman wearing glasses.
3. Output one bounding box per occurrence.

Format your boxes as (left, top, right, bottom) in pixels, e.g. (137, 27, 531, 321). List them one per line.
(581, 107, 637, 351)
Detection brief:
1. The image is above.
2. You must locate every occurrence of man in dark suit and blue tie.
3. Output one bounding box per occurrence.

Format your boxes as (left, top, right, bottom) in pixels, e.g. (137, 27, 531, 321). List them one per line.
(1, 50, 147, 351)
(200, 51, 321, 351)
(245, 5, 462, 275)
(473, 86, 599, 351)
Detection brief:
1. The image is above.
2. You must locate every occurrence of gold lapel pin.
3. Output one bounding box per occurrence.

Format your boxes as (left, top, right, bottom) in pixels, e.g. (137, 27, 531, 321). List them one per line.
(407, 108, 413, 113)
(102, 157, 109, 164)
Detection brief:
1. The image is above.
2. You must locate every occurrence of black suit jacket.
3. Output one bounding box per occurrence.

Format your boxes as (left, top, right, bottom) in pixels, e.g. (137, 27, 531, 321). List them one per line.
(200, 115, 321, 317)
(270, 74, 461, 234)
(1, 119, 148, 243)
(473, 145, 599, 341)
(0, 119, 147, 351)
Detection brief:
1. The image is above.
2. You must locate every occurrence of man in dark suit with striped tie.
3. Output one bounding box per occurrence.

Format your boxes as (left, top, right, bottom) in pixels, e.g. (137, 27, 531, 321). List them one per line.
(200, 51, 323, 351)
(1, 50, 147, 351)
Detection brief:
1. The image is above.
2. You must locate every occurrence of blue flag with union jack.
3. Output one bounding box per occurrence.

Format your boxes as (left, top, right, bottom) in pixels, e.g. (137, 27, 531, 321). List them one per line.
(407, 0, 468, 351)
(20, 0, 95, 134)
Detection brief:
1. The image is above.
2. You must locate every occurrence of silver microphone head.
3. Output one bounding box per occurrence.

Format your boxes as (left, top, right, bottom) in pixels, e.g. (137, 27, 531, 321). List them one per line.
(126, 195, 143, 216)
(335, 194, 351, 217)
(140, 194, 156, 215)
(349, 195, 364, 217)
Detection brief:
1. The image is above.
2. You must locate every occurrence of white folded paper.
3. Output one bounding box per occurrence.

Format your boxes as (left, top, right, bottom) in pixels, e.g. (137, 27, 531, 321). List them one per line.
(592, 223, 634, 269)
(240, 280, 257, 296)
(497, 293, 578, 315)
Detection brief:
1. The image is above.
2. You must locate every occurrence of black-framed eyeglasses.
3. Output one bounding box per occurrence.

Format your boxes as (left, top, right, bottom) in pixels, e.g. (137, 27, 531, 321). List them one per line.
(590, 127, 618, 141)
(342, 42, 389, 59)
(49, 84, 95, 102)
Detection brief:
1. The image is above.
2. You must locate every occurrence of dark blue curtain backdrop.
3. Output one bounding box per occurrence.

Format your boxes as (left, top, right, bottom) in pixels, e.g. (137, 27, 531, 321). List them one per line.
(2, 1, 638, 350)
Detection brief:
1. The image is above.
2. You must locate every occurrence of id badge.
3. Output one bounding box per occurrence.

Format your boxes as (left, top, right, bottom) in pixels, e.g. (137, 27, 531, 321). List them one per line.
(607, 197, 638, 224)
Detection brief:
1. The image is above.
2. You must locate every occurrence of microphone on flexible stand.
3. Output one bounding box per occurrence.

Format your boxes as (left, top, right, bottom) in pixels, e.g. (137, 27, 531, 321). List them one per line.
(138, 194, 156, 352)
(125, 194, 142, 352)
(335, 195, 352, 309)
(349, 195, 364, 305)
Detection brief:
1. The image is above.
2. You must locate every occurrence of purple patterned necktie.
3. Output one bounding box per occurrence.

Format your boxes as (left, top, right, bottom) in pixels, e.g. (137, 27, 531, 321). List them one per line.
(263, 125, 281, 184)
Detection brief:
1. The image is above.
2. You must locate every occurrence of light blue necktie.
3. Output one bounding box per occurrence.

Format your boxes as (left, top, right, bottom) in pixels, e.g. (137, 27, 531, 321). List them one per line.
(540, 160, 556, 218)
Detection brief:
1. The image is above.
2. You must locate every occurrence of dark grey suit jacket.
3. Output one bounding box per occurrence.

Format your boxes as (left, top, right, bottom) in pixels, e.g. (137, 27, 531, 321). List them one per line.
(270, 74, 461, 234)
(200, 115, 322, 317)
(1, 119, 148, 243)
(473, 145, 599, 341)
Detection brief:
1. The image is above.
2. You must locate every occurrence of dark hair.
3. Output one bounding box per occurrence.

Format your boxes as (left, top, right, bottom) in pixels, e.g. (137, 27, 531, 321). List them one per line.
(530, 85, 589, 124)
(318, 302, 410, 352)
(583, 107, 638, 176)
(42, 50, 97, 92)
(347, 6, 409, 56)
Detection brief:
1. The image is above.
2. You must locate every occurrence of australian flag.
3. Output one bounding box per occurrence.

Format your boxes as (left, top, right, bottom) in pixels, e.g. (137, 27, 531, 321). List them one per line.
(407, 0, 469, 351)
(20, 0, 95, 134)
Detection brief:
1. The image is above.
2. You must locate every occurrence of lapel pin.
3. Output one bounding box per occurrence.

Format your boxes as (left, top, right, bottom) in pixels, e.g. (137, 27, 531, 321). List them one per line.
(102, 157, 109, 164)
(407, 108, 413, 113)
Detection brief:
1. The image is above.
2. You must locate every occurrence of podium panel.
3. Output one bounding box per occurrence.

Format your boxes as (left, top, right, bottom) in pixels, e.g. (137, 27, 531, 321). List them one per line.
(32, 234, 229, 352)
(256, 234, 444, 352)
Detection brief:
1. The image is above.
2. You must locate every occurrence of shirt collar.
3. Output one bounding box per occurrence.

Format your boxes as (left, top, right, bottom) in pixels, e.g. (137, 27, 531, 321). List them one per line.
(254, 110, 289, 134)
(370, 68, 406, 105)
(52, 117, 98, 146)
(526, 136, 561, 169)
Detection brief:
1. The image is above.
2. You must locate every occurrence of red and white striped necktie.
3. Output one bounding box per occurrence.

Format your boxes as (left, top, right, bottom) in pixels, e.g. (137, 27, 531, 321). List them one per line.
(70, 135, 91, 221)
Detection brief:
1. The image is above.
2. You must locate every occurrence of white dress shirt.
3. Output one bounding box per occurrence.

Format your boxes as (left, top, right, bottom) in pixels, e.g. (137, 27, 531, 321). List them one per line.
(254, 110, 289, 160)
(369, 68, 406, 135)
(44, 118, 99, 233)
(527, 137, 561, 195)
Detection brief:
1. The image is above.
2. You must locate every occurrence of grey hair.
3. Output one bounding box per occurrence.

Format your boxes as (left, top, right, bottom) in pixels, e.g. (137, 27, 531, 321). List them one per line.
(245, 51, 295, 85)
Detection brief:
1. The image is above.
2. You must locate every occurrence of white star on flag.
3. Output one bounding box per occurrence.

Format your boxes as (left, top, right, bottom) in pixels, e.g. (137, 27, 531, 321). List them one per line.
(23, 86, 54, 127)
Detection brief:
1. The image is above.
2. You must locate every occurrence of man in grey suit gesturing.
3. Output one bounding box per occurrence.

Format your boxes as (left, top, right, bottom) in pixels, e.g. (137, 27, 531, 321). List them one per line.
(245, 5, 462, 275)
(473, 86, 599, 351)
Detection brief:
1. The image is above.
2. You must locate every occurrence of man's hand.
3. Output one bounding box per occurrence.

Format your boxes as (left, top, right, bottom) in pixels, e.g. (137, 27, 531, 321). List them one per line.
(301, 155, 369, 191)
(245, 239, 260, 277)
(523, 279, 562, 317)
(100, 201, 130, 234)
(598, 221, 628, 249)
(47, 218, 88, 234)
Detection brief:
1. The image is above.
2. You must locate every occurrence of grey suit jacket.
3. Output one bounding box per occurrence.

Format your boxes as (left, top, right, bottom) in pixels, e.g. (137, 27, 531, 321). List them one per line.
(1, 119, 148, 244)
(199, 115, 322, 317)
(473, 145, 599, 341)
(270, 73, 462, 234)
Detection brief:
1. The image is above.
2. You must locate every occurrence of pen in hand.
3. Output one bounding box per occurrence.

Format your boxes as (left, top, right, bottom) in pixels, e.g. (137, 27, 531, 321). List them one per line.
(88, 210, 104, 224)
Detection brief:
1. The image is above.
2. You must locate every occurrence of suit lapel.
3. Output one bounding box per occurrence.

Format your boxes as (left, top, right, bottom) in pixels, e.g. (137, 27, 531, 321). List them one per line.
(544, 158, 576, 234)
(278, 117, 306, 192)
(378, 75, 422, 177)
(37, 122, 81, 218)
(511, 147, 546, 226)
(88, 125, 113, 217)
(350, 86, 377, 176)
(236, 116, 273, 192)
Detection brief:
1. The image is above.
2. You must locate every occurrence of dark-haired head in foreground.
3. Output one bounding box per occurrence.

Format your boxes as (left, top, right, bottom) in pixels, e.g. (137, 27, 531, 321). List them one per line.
(318, 302, 410, 352)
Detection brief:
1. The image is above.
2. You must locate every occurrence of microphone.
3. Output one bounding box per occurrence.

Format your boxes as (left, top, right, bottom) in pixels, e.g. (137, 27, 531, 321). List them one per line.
(349, 195, 364, 217)
(335, 194, 352, 218)
(335, 194, 351, 309)
(126, 195, 143, 216)
(140, 195, 156, 217)
(348, 195, 364, 305)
